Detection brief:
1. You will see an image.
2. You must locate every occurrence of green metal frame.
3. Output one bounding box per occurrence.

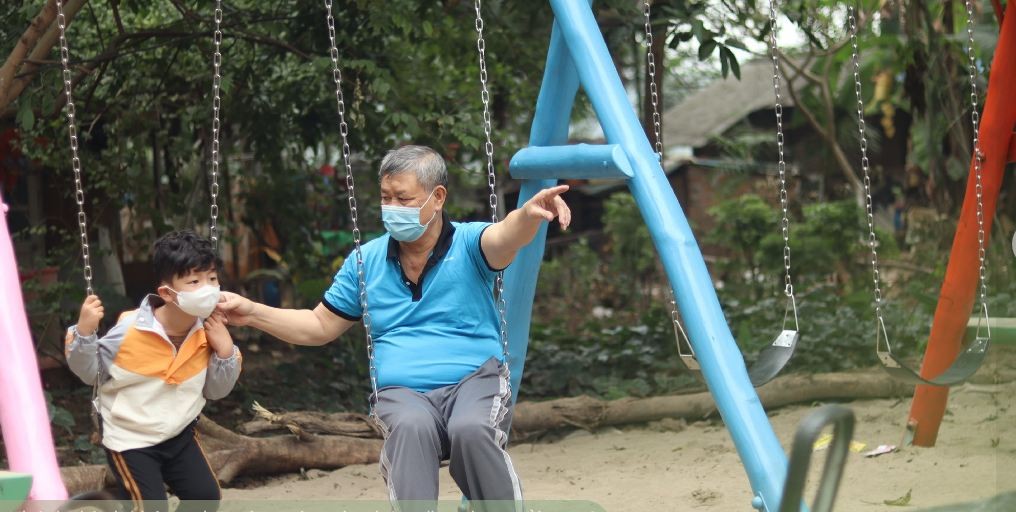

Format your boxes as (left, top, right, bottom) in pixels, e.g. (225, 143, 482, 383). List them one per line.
(966, 317, 1016, 345)
(0, 471, 32, 512)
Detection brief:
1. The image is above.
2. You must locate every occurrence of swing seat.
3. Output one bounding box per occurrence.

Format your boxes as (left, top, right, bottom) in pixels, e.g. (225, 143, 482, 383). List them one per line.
(747, 329, 799, 387)
(878, 336, 990, 387)
(674, 321, 799, 387)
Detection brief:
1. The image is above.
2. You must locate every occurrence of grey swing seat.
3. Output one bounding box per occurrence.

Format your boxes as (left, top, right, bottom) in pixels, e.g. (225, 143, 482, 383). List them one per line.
(876, 315, 990, 387)
(670, 292, 799, 387)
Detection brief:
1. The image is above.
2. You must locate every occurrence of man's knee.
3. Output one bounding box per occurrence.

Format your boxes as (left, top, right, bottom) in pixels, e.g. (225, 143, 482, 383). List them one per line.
(384, 407, 440, 441)
(448, 416, 493, 447)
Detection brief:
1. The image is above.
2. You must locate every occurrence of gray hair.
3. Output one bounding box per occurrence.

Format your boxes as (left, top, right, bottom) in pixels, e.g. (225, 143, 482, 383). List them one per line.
(378, 145, 449, 190)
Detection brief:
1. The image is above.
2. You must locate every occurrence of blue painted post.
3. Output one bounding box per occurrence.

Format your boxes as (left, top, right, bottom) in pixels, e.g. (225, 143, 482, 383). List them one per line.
(547, 0, 788, 509)
(502, 20, 579, 403)
(510, 144, 634, 180)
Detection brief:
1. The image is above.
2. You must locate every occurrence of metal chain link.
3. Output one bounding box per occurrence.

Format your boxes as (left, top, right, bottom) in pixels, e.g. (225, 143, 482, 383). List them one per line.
(643, 0, 663, 161)
(768, 0, 796, 306)
(964, 0, 990, 330)
(324, 0, 380, 415)
(848, 8, 887, 329)
(474, 0, 511, 373)
(208, 0, 223, 248)
(642, 1, 688, 340)
(852, 5, 991, 345)
(55, 0, 93, 297)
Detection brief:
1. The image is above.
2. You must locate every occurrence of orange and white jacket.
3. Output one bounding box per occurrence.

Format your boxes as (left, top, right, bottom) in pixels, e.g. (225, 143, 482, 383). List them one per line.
(65, 295, 242, 452)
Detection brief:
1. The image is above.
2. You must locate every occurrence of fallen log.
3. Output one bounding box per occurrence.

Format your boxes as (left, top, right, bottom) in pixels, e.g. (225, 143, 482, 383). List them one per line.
(60, 370, 912, 494)
(239, 401, 380, 439)
(509, 369, 915, 437)
(60, 416, 383, 495)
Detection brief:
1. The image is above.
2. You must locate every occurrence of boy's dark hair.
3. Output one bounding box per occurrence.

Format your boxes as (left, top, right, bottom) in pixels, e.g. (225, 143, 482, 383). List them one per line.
(152, 230, 219, 284)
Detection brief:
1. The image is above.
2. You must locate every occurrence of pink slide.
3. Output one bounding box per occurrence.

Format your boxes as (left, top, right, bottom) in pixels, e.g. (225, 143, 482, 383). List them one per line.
(0, 199, 68, 500)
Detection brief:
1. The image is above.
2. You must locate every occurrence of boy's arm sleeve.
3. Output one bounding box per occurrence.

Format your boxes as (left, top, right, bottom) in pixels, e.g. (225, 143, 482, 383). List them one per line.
(65, 326, 99, 385)
(203, 346, 242, 400)
(65, 318, 130, 385)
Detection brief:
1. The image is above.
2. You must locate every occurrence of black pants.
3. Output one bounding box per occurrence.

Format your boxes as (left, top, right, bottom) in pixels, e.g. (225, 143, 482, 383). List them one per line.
(105, 421, 220, 512)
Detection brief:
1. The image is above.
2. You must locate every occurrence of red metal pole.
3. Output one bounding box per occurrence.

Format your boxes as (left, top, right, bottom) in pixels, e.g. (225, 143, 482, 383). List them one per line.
(907, 0, 1016, 446)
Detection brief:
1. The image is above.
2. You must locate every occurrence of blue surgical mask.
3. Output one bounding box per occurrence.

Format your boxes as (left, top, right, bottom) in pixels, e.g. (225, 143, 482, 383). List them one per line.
(382, 189, 438, 242)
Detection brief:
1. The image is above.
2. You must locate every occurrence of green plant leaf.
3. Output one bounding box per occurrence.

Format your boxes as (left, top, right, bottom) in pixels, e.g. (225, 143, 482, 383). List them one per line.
(698, 39, 718, 61)
(17, 100, 35, 131)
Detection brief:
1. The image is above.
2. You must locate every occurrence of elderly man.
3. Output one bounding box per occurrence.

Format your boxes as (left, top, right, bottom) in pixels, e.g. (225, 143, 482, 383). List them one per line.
(219, 145, 570, 510)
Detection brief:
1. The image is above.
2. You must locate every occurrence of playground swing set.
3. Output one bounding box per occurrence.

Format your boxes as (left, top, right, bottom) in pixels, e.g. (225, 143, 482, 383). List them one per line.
(3, 1, 1016, 511)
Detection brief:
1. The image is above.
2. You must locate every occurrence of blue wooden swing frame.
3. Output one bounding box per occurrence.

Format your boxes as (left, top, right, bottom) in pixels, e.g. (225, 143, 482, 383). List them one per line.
(503, 2, 791, 509)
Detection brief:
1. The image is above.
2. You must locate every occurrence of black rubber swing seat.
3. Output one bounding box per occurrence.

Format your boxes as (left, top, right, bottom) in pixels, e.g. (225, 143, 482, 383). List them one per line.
(747, 329, 799, 386)
(877, 336, 990, 387)
(874, 312, 990, 387)
(676, 327, 799, 387)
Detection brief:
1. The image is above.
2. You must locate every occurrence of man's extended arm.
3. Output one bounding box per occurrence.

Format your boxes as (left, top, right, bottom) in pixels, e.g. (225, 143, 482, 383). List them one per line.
(218, 292, 356, 346)
(481, 184, 571, 269)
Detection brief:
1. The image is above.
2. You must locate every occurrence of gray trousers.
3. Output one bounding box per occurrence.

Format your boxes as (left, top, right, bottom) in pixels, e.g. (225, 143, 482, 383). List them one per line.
(373, 357, 523, 512)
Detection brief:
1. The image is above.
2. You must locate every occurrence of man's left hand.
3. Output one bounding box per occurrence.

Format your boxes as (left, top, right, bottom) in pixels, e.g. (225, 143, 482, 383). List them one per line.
(522, 184, 571, 230)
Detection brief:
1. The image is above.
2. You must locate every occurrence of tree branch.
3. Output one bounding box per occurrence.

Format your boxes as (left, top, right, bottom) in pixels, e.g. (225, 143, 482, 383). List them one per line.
(820, 50, 837, 136)
(110, 0, 126, 36)
(0, 0, 58, 110)
(776, 57, 829, 141)
(0, 0, 89, 113)
(86, 1, 106, 52)
(167, 0, 200, 21)
(233, 30, 312, 60)
(776, 48, 822, 84)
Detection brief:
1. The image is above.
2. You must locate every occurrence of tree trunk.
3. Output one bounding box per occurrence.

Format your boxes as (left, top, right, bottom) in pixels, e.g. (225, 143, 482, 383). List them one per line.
(510, 370, 912, 437)
(239, 371, 914, 442)
(61, 417, 384, 496)
(0, 0, 58, 110)
(0, 0, 89, 113)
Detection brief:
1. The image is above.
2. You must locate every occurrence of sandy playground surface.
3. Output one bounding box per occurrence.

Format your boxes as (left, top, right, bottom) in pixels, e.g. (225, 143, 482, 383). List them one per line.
(223, 355, 1016, 511)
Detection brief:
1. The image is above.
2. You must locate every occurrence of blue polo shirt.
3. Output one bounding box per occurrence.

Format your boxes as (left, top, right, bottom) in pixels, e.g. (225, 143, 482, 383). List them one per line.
(322, 214, 504, 392)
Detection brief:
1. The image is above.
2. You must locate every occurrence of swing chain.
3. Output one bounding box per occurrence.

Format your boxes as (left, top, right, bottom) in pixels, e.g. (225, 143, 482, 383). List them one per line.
(209, 0, 223, 248)
(324, 0, 380, 413)
(768, 0, 796, 301)
(643, 0, 663, 161)
(964, 0, 990, 330)
(849, 8, 887, 330)
(642, 2, 686, 341)
(474, 0, 511, 369)
(55, 0, 93, 297)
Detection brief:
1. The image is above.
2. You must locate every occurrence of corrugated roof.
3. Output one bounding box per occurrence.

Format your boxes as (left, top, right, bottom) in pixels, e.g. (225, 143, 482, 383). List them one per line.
(661, 59, 802, 149)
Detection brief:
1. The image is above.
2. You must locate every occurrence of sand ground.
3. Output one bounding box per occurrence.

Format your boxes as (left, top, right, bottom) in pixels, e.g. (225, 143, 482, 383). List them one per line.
(223, 354, 1016, 511)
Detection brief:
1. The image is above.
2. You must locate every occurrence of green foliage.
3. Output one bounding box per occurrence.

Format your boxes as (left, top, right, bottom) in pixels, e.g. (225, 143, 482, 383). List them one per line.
(45, 391, 75, 433)
(602, 193, 657, 308)
(535, 237, 606, 330)
(4, 0, 561, 304)
(657, 1, 755, 79)
(790, 199, 900, 288)
(706, 194, 778, 299)
(15, 226, 133, 358)
(523, 306, 696, 400)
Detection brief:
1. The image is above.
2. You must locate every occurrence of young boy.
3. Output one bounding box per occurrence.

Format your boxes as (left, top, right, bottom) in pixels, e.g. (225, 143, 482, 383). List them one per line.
(65, 230, 241, 512)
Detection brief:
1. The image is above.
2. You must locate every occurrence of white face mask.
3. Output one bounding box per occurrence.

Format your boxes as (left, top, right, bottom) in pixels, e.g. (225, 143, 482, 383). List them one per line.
(167, 285, 221, 318)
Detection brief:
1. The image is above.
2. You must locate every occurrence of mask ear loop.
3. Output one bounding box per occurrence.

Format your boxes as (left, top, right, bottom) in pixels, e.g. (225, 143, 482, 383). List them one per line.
(420, 187, 442, 227)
